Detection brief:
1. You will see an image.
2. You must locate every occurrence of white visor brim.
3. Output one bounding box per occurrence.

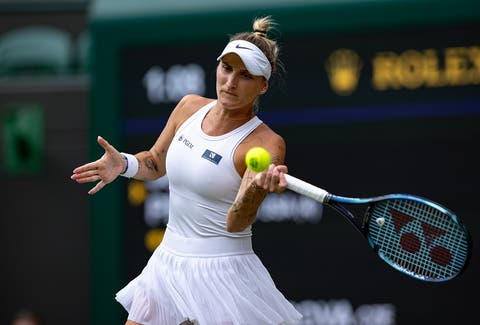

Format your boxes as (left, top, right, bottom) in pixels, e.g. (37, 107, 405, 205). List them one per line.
(217, 40, 271, 80)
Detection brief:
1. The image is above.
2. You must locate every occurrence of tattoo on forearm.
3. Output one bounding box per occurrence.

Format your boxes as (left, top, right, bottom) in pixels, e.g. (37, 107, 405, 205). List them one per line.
(230, 183, 267, 225)
(145, 158, 158, 172)
(231, 202, 256, 226)
(138, 151, 158, 174)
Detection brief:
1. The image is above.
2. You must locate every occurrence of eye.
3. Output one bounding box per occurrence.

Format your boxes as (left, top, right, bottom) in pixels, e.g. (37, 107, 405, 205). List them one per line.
(241, 71, 253, 79)
(222, 63, 232, 72)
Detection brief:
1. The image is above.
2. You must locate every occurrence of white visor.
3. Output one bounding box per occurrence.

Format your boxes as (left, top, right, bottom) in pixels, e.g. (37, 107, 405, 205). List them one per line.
(217, 40, 272, 80)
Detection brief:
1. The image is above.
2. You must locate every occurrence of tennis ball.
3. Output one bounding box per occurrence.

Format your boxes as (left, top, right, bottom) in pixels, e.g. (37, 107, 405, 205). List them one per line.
(245, 147, 271, 172)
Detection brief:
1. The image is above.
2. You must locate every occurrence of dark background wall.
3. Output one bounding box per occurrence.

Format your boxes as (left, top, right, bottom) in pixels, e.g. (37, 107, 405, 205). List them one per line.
(0, 1, 90, 324)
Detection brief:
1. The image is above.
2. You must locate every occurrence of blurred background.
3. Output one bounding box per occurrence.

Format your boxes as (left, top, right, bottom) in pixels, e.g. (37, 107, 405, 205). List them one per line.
(1, 0, 479, 324)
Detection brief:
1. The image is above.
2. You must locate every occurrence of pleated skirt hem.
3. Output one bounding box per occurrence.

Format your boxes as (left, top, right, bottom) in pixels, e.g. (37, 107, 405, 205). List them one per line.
(116, 229, 302, 325)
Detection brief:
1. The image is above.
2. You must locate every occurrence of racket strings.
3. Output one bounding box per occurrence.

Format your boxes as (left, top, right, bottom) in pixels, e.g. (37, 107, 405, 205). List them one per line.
(368, 199, 469, 281)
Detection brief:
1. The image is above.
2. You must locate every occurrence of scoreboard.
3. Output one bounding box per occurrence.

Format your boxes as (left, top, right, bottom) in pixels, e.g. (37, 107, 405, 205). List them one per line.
(89, 1, 480, 324)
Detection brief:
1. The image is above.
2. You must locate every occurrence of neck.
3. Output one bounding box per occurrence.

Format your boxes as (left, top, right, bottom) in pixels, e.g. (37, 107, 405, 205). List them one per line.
(202, 103, 255, 136)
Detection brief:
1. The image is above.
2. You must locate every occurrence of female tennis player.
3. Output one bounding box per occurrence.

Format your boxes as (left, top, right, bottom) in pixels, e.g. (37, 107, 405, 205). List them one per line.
(71, 16, 302, 325)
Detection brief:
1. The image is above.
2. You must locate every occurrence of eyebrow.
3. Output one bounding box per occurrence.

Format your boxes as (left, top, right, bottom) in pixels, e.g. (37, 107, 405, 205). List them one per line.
(221, 59, 251, 75)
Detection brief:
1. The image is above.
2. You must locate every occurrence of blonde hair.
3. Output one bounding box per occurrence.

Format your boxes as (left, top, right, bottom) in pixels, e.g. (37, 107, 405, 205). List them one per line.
(229, 16, 282, 76)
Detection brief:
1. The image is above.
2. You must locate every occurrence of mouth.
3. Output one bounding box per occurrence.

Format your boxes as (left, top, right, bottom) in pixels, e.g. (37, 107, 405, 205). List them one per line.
(221, 90, 237, 97)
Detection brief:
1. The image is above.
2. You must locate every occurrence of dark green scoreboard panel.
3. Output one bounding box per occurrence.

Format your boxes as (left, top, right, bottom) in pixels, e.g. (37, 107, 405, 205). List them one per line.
(89, 1, 480, 324)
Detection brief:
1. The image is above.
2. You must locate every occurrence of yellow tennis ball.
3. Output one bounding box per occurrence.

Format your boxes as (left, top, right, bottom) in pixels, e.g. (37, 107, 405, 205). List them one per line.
(245, 147, 271, 172)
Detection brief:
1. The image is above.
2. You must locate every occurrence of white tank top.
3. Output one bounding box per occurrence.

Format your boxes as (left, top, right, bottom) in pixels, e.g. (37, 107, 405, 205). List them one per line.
(165, 101, 263, 238)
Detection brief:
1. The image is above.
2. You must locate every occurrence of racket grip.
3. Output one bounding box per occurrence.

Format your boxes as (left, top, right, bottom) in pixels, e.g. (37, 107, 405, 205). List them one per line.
(285, 174, 329, 203)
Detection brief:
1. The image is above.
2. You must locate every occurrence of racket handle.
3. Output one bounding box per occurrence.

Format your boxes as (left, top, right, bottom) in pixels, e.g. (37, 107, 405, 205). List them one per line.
(285, 174, 329, 203)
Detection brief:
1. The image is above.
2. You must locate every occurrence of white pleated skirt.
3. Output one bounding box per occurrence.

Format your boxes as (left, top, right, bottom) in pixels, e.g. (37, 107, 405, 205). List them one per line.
(115, 229, 302, 325)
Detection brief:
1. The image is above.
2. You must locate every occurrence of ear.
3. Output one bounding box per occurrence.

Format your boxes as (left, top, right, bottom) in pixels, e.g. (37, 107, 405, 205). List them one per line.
(259, 80, 269, 95)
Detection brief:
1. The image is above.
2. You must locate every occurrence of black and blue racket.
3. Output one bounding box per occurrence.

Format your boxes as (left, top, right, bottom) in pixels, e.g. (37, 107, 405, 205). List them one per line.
(285, 174, 472, 282)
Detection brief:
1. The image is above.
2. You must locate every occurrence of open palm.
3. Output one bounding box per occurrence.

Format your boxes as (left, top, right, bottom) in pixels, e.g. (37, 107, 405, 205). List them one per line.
(71, 136, 126, 195)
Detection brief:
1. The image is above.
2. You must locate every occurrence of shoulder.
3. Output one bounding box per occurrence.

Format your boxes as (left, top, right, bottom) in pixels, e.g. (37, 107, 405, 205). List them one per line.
(253, 123, 285, 147)
(170, 94, 215, 127)
(240, 122, 286, 165)
(182, 93, 215, 109)
(174, 94, 214, 115)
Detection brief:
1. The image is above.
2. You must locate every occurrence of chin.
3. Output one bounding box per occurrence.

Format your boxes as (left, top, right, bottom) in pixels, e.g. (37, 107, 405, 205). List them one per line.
(218, 95, 237, 107)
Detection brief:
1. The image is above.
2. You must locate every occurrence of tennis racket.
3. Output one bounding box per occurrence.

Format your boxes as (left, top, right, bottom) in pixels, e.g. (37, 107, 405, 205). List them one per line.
(284, 174, 472, 282)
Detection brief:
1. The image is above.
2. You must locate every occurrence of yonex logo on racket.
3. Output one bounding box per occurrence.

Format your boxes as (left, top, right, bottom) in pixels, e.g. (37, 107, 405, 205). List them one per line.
(390, 209, 451, 267)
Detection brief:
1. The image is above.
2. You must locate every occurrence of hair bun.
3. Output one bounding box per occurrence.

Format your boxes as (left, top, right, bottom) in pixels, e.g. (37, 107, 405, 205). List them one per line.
(254, 29, 267, 36)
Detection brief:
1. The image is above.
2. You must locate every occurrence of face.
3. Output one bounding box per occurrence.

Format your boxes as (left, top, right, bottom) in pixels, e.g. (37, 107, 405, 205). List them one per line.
(216, 53, 268, 111)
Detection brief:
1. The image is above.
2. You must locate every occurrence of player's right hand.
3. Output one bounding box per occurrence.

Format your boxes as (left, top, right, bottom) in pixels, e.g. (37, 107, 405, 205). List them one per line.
(70, 135, 125, 195)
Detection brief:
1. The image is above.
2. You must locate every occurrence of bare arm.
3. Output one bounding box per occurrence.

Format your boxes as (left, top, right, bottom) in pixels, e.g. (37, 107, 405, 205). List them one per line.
(125, 95, 210, 181)
(226, 132, 287, 232)
(70, 125, 175, 195)
(71, 94, 209, 194)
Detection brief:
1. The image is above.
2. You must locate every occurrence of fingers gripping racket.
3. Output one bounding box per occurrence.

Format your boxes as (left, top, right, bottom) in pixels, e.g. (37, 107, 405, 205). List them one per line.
(284, 174, 472, 282)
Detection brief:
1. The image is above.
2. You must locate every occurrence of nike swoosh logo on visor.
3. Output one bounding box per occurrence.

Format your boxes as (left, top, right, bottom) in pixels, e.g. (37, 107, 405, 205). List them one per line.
(235, 44, 253, 50)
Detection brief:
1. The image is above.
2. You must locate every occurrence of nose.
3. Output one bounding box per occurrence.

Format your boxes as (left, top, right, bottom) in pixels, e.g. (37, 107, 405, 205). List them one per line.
(226, 74, 238, 89)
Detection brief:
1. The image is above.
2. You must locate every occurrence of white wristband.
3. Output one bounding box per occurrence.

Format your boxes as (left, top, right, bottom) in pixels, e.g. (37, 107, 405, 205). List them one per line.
(119, 153, 139, 178)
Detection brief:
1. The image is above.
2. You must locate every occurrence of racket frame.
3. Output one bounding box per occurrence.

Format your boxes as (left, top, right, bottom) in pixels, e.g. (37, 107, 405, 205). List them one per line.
(284, 174, 472, 282)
